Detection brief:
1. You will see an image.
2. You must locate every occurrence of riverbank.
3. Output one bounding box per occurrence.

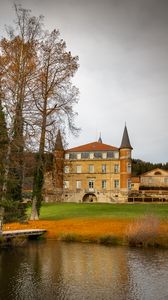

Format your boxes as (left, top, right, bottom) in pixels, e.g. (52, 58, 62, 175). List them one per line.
(3, 217, 168, 248)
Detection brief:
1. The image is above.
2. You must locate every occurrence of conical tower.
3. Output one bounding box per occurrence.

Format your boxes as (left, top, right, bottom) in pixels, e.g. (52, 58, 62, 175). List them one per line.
(98, 133, 102, 143)
(119, 125, 133, 192)
(54, 129, 64, 151)
(53, 130, 64, 198)
(120, 125, 132, 150)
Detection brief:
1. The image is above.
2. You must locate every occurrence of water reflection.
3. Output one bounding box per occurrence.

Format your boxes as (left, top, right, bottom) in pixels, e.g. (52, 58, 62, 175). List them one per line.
(127, 249, 168, 300)
(0, 241, 168, 300)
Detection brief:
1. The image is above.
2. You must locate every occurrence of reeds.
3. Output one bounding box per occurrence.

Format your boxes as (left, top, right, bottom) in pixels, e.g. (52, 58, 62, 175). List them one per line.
(98, 235, 121, 245)
(59, 233, 83, 242)
(126, 215, 160, 247)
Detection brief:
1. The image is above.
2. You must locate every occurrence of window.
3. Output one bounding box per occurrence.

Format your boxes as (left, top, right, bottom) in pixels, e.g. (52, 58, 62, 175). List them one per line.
(76, 180, 81, 189)
(126, 150, 131, 158)
(127, 163, 131, 173)
(148, 177, 153, 184)
(65, 153, 69, 159)
(88, 180, 94, 189)
(76, 165, 82, 173)
(107, 151, 114, 158)
(164, 178, 168, 184)
(114, 164, 119, 173)
(154, 171, 161, 175)
(102, 180, 106, 189)
(89, 164, 94, 173)
(81, 152, 89, 159)
(102, 164, 106, 173)
(128, 178, 131, 190)
(94, 152, 102, 159)
(69, 152, 77, 159)
(114, 179, 119, 189)
(64, 181, 69, 189)
(64, 166, 69, 173)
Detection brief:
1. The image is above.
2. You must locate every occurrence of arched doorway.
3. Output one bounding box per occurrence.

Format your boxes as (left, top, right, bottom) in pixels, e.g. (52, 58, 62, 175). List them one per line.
(82, 193, 97, 203)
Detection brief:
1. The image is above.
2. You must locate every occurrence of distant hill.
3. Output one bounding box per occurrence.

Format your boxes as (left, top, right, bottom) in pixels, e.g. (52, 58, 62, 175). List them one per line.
(132, 159, 168, 176)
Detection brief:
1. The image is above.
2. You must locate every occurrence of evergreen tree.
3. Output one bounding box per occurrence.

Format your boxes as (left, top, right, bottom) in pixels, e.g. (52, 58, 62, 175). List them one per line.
(0, 98, 8, 200)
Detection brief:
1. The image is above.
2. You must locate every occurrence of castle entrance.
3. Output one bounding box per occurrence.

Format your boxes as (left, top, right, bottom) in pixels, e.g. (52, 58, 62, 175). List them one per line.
(82, 193, 97, 202)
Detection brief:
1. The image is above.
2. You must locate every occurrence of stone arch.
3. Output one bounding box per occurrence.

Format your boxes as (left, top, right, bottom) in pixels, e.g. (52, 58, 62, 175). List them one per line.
(82, 193, 97, 203)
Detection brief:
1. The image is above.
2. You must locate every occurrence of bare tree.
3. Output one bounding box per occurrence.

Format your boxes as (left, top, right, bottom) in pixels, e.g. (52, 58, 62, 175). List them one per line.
(30, 29, 79, 219)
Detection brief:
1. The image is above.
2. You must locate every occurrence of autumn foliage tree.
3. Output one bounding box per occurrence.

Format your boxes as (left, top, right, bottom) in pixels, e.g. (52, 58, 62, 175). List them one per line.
(0, 5, 43, 203)
(0, 4, 79, 220)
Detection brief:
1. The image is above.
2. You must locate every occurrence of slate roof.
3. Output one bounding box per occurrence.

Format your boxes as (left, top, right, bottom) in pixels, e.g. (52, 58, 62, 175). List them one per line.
(120, 125, 133, 149)
(55, 130, 64, 150)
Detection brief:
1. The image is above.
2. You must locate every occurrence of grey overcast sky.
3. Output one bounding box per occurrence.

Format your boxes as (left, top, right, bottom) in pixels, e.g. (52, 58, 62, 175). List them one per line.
(0, 0, 168, 163)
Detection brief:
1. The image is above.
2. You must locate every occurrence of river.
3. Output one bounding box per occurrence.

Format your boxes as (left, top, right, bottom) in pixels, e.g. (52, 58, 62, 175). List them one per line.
(0, 241, 168, 300)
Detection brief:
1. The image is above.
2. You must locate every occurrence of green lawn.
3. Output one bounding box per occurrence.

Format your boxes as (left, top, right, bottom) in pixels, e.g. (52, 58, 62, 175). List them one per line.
(32, 203, 168, 220)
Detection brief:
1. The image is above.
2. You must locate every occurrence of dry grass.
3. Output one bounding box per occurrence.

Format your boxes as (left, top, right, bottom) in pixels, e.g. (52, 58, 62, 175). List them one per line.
(126, 215, 168, 247)
(3, 219, 129, 239)
(3, 218, 168, 247)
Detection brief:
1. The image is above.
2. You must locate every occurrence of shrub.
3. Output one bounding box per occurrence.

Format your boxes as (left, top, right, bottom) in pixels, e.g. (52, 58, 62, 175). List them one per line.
(126, 215, 160, 247)
(98, 235, 121, 245)
(59, 233, 82, 242)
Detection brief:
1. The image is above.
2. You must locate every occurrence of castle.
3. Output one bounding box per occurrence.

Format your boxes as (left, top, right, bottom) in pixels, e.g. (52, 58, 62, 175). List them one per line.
(44, 125, 133, 203)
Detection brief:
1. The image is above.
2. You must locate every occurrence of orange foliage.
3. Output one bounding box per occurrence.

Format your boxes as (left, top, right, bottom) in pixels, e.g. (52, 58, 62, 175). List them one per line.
(3, 219, 168, 241)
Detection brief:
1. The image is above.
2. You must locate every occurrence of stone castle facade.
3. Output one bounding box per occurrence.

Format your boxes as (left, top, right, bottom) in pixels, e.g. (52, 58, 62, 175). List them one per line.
(44, 125, 133, 203)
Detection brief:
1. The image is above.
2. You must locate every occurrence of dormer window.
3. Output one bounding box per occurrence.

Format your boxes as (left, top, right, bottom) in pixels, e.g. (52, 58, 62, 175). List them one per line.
(69, 152, 77, 159)
(107, 151, 114, 158)
(81, 152, 89, 159)
(94, 152, 102, 159)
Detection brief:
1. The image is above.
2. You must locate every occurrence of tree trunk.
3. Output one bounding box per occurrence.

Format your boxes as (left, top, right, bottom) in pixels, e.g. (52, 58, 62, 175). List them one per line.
(31, 104, 47, 219)
(30, 196, 39, 220)
(1, 143, 11, 201)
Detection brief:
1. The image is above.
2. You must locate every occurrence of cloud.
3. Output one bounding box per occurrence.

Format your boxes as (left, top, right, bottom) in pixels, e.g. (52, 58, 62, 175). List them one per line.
(0, 0, 168, 162)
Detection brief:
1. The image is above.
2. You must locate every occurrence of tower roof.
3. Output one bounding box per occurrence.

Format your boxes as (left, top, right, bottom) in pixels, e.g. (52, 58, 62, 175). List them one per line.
(98, 133, 102, 143)
(120, 125, 133, 149)
(55, 130, 64, 150)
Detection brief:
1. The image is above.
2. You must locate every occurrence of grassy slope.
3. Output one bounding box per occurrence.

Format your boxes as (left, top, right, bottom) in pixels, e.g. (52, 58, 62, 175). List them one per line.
(34, 203, 168, 220)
